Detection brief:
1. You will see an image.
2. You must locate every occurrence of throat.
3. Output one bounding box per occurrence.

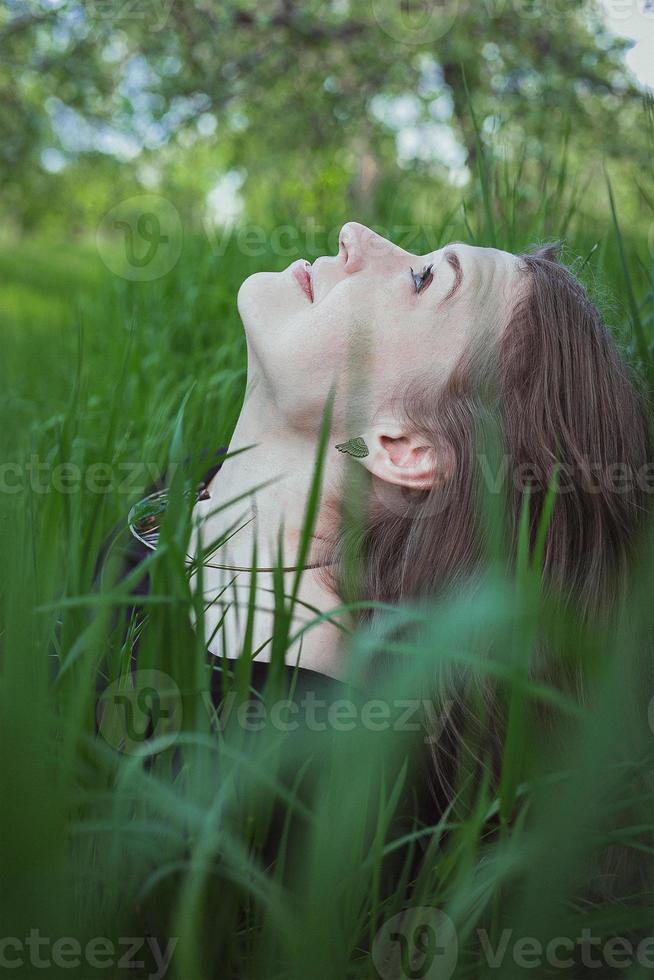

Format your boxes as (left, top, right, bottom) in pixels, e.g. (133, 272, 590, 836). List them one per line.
(199, 429, 334, 569)
(190, 411, 348, 679)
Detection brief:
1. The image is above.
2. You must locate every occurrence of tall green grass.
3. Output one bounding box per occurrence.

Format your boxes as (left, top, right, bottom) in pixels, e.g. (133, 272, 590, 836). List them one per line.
(1, 139, 654, 980)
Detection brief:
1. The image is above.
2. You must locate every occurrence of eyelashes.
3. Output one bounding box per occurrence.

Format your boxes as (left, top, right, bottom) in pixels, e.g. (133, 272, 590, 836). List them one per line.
(410, 264, 434, 294)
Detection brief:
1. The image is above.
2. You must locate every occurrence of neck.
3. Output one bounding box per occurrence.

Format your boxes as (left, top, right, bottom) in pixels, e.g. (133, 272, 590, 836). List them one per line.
(209, 397, 343, 565)
(193, 386, 351, 679)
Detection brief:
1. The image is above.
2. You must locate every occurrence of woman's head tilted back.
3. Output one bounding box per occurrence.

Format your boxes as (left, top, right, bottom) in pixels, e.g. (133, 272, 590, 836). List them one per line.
(237, 222, 652, 617)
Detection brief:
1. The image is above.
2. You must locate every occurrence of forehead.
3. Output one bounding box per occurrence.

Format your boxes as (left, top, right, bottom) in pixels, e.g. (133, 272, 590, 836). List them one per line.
(438, 242, 523, 312)
(439, 241, 518, 270)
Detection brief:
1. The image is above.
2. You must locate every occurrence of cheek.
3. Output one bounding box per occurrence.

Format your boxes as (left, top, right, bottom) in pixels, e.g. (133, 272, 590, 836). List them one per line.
(266, 335, 352, 433)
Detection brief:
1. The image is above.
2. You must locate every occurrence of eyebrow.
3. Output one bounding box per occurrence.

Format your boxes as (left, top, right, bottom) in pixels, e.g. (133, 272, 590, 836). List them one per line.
(442, 250, 463, 302)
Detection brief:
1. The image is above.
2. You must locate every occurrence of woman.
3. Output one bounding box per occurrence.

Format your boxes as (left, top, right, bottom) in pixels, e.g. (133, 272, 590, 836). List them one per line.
(190, 221, 652, 682)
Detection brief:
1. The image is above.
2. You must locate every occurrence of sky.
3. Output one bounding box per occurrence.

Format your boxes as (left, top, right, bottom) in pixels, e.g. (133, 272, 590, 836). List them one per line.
(600, 0, 654, 88)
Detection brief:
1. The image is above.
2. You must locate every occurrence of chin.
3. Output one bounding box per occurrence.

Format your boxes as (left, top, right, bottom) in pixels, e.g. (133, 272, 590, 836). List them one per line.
(236, 271, 276, 326)
(237, 268, 307, 341)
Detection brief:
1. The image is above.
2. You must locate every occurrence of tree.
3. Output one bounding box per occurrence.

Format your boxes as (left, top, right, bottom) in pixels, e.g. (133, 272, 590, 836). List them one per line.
(0, 0, 648, 229)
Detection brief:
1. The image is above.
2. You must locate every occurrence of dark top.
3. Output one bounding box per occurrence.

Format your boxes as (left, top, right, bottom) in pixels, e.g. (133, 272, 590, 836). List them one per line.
(108, 448, 353, 694)
(97, 448, 444, 841)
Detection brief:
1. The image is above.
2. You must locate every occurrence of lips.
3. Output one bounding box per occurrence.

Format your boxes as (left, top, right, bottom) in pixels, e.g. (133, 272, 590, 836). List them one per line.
(290, 259, 314, 303)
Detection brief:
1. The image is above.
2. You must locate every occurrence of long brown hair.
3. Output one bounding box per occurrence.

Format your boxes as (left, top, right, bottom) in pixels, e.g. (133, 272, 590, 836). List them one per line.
(323, 247, 653, 899)
(325, 245, 652, 621)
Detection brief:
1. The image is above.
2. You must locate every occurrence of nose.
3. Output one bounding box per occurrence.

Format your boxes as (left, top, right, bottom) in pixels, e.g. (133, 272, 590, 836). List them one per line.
(338, 221, 407, 274)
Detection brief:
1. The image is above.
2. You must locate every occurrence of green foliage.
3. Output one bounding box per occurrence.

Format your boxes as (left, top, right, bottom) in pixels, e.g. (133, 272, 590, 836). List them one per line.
(1, 0, 651, 234)
(2, 4, 654, 973)
(1, 129, 654, 978)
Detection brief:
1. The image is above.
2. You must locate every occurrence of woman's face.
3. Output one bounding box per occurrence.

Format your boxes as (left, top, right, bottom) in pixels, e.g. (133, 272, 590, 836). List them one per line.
(237, 222, 523, 432)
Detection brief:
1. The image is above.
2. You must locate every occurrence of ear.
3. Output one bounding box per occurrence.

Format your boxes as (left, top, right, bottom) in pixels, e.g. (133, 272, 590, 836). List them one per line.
(357, 424, 449, 492)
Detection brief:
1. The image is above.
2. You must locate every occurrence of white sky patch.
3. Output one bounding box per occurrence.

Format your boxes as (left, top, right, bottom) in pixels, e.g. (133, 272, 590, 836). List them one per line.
(599, 0, 654, 88)
(46, 97, 142, 161)
(206, 170, 246, 228)
(94, 129, 141, 161)
(197, 113, 218, 137)
(40, 147, 67, 173)
(137, 162, 160, 189)
(397, 123, 468, 171)
(371, 87, 468, 183)
(370, 92, 422, 128)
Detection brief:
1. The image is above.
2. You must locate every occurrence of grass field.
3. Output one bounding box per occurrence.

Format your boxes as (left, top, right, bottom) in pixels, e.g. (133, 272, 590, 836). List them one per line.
(1, 149, 654, 979)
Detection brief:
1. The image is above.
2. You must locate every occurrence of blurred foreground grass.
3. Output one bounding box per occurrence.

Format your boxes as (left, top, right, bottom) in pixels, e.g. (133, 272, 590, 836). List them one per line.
(1, 152, 654, 980)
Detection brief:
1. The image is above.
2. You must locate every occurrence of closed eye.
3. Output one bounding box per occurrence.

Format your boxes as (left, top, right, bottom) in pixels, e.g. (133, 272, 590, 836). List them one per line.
(410, 264, 434, 295)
